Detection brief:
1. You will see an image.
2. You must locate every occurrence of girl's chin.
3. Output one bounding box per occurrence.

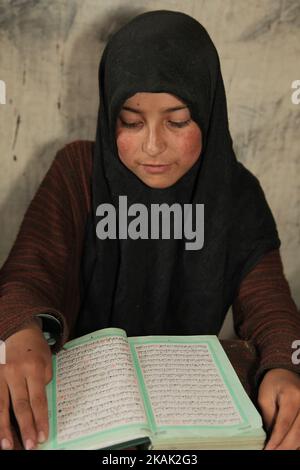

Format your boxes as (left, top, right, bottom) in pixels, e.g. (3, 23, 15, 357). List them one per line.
(138, 174, 179, 189)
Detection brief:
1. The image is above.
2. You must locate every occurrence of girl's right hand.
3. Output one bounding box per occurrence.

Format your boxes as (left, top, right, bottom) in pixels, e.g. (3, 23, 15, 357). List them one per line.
(0, 319, 52, 450)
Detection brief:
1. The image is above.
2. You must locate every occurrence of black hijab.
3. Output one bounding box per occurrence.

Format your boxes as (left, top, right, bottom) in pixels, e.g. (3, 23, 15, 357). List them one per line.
(75, 10, 280, 338)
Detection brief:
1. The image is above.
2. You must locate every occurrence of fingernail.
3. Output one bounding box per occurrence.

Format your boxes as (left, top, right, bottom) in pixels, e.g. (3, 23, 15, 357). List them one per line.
(37, 431, 46, 443)
(25, 439, 35, 450)
(1, 438, 12, 450)
(265, 444, 275, 450)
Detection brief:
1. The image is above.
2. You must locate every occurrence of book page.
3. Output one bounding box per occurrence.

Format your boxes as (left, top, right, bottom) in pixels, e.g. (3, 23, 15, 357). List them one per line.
(131, 341, 243, 427)
(54, 333, 148, 444)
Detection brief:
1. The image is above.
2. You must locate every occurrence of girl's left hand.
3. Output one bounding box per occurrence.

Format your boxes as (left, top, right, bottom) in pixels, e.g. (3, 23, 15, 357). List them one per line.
(258, 368, 300, 450)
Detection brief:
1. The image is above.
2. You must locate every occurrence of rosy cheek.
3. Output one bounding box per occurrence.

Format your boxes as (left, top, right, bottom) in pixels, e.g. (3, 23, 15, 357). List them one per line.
(116, 132, 135, 157)
(178, 127, 202, 158)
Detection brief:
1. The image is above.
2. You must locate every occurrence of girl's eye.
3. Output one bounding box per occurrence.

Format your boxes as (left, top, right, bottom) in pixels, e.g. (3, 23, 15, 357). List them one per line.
(169, 119, 191, 128)
(120, 119, 142, 128)
(119, 118, 191, 129)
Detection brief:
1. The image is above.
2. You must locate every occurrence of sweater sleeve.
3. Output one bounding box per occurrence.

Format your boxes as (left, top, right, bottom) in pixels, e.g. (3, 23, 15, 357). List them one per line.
(0, 140, 93, 352)
(232, 248, 300, 384)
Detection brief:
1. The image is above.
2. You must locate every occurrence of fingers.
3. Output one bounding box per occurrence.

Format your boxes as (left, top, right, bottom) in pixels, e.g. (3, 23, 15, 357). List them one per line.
(2, 358, 51, 450)
(0, 326, 52, 450)
(26, 373, 49, 444)
(0, 377, 14, 450)
(264, 393, 299, 450)
(6, 370, 37, 450)
(274, 412, 300, 450)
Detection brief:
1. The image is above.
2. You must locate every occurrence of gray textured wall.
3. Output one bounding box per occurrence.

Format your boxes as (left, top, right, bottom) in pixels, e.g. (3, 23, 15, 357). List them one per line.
(0, 0, 299, 338)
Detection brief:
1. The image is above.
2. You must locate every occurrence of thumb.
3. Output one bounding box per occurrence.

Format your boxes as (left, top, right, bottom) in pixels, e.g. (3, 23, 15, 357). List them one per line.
(44, 358, 53, 385)
(258, 392, 277, 432)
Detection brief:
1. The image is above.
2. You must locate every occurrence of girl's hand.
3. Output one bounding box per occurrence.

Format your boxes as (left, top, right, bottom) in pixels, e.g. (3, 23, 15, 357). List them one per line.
(0, 319, 52, 450)
(258, 368, 300, 450)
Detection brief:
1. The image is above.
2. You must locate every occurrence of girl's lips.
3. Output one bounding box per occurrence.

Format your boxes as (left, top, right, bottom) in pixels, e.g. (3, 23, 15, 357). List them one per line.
(141, 164, 172, 174)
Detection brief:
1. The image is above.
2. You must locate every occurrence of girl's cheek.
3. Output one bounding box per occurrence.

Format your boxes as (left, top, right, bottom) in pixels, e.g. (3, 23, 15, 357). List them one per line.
(116, 132, 136, 156)
(178, 127, 202, 156)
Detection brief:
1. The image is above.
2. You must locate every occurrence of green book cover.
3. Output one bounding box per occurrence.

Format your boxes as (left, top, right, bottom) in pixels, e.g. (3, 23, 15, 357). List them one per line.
(38, 328, 265, 450)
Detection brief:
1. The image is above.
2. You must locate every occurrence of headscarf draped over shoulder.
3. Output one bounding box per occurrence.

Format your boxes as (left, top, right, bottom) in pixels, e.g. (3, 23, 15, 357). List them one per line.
(75, 10, 280, 337)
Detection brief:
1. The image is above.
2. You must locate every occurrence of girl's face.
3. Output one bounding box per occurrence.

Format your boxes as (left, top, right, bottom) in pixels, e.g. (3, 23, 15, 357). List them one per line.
(115, 92, 202, 189)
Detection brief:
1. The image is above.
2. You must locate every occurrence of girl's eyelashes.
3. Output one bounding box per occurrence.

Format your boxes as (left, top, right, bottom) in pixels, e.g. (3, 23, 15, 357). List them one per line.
(169, 119, 191, 128)
(119, 118, 192, 129)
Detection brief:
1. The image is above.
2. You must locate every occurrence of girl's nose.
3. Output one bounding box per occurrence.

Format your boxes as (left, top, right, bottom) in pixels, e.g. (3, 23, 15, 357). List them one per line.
(142, 125, 166, 156)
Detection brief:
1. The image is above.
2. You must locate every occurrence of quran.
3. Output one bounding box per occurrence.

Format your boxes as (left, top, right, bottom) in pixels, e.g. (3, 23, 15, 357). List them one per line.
(39, 328, 266, 450)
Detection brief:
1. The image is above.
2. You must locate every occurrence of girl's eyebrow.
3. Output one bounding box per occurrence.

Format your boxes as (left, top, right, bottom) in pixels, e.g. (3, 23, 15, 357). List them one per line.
(121, 105, 188, 114)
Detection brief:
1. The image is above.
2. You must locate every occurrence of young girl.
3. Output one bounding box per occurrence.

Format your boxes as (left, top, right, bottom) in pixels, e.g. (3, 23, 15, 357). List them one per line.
(0, 10, 300, 451)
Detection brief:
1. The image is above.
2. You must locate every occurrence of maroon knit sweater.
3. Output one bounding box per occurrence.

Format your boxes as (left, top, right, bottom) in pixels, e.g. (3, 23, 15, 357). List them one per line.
(1, 140, 300, 383)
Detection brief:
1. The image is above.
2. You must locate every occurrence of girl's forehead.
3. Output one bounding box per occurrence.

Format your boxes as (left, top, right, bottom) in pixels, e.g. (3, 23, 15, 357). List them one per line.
(123, 92, 187, 107)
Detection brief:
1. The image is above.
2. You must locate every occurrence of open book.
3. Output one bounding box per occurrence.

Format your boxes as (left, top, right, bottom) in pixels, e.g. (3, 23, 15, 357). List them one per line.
(39, 328, 266, 450)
